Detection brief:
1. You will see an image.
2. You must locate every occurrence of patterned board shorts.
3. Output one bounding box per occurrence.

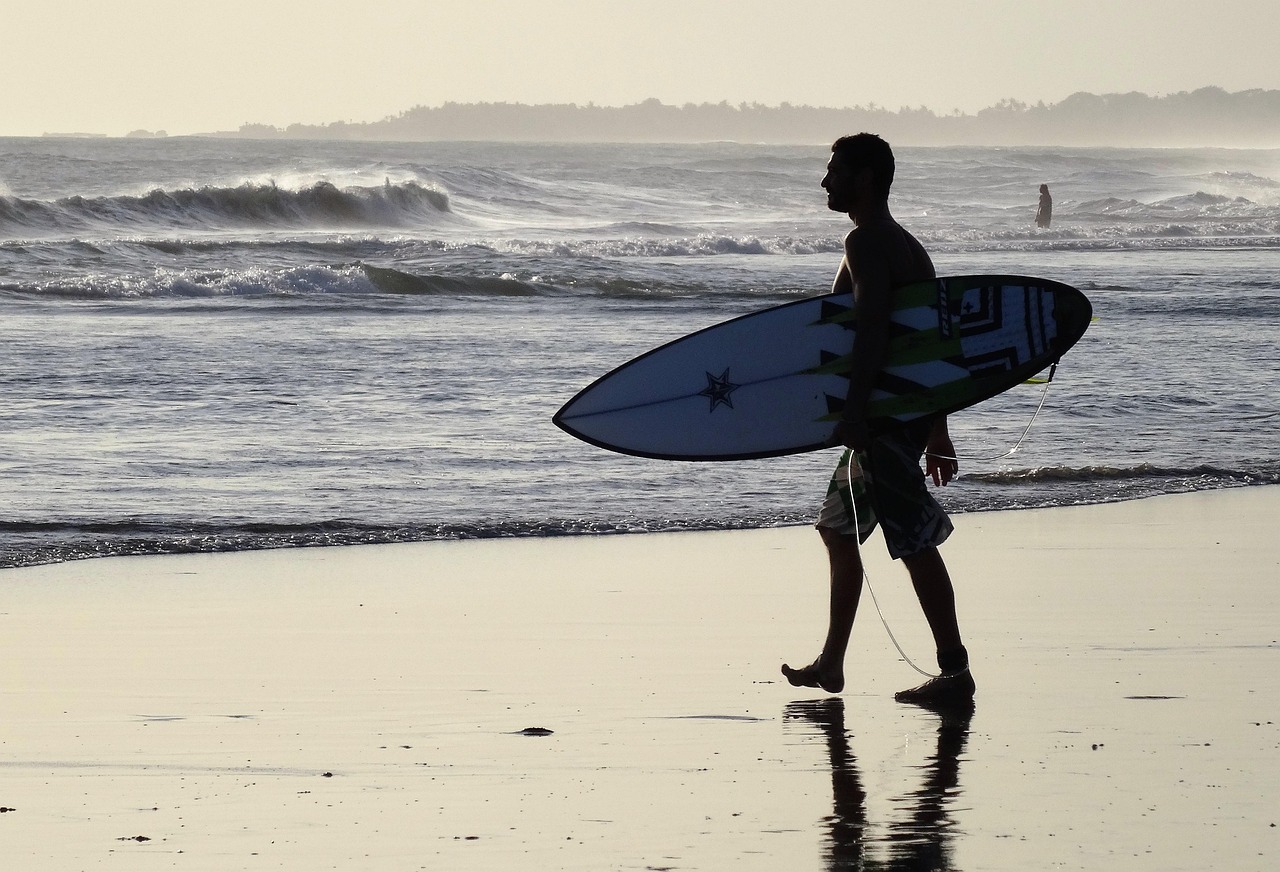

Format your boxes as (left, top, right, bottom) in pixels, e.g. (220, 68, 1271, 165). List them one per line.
(815, 419, 954, 560)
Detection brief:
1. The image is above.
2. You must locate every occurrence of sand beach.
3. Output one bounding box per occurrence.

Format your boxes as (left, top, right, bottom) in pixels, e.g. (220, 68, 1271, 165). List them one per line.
(3, 486, 1278, 870)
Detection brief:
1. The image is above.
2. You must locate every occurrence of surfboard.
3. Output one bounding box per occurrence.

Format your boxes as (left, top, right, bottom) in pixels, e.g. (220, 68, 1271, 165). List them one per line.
(554, 275, 1092, 461)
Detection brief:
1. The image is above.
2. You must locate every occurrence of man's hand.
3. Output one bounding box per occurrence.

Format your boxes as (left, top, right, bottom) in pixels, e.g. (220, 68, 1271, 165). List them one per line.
(924, 425, 958, 487)
(832, 418, 871, 452)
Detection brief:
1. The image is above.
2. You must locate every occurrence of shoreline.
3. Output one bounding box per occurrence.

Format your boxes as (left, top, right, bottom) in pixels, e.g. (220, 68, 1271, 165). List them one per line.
(3, 486, 1277, 870)
(4, 481, 1278, 573)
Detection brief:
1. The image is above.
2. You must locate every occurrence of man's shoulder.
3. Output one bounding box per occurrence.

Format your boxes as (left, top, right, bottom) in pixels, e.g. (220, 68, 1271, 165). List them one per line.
(846, 220, 934, 283)
(845, 219, 899, 252)
(851, 217, 923, 242)
(846, 219, 926, 255)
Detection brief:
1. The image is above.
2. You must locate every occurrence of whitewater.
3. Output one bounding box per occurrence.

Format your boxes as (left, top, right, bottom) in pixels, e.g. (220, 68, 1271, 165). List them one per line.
(1, 137, 1277, 568)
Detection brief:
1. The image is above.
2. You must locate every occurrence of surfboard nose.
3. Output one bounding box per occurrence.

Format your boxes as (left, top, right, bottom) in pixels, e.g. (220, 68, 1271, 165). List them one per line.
(1051, 284, 1094, 355)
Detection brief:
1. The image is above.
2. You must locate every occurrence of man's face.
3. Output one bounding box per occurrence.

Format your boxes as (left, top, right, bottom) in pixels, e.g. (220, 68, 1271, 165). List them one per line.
(821, 153, 864, 213)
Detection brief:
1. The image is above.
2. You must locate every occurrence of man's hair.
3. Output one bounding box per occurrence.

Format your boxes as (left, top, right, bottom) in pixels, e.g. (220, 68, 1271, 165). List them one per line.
(831, 133, 895, 199)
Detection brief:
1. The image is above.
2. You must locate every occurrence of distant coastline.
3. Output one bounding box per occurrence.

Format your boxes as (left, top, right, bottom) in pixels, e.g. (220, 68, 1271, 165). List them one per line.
(206, 88, 1280, 148)
(40, 129, 167, 139)
(20, 88, 1280, 147)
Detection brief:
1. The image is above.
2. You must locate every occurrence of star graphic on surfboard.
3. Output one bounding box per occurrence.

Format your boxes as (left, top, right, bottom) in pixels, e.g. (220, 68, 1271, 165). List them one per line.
(698, 368, 740, 411)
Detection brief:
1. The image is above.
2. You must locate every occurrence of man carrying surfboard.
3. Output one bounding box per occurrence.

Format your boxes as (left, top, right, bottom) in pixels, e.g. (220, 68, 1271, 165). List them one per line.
(782, 133, 975, 707)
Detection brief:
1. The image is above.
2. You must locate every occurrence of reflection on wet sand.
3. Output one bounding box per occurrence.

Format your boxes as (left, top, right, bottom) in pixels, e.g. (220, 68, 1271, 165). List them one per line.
(785, 698, 973, 871)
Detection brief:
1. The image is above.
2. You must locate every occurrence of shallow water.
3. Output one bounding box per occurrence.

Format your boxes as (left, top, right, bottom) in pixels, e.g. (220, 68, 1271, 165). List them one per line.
(2, 139, 1277, 566)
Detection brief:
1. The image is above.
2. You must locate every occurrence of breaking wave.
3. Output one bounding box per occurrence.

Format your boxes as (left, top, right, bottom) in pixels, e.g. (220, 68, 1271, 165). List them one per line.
(0, 180, 452, 234)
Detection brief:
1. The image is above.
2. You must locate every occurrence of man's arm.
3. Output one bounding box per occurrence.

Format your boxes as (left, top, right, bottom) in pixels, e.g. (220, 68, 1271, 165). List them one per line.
(925, 416, 958, 486)
(834, 229, 894, 450)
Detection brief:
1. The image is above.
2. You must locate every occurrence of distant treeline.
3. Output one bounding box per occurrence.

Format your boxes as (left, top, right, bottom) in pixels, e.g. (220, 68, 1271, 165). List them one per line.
(228, 88, 1280, 147)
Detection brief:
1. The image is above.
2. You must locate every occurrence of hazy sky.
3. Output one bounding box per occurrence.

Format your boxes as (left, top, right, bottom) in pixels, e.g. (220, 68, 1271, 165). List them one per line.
(4, 0, 1277, 136)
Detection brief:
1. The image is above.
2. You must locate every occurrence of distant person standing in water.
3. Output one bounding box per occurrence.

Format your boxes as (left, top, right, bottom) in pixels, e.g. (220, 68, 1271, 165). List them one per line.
(781, 133, 974, 708)
(1035, 183, 1053, 228)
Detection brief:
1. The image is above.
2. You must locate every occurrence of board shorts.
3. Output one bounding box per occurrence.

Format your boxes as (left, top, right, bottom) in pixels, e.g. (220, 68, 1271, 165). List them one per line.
(815, 418, 954, 560)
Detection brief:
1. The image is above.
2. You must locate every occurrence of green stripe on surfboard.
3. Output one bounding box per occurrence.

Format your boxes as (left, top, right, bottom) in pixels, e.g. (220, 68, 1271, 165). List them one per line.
(867, 382, 978, 417)
(815, 283, 942, 326)
(803, 329, 963, 375)
(815, 377, 985, 422)
(816, 371, 1051, 422)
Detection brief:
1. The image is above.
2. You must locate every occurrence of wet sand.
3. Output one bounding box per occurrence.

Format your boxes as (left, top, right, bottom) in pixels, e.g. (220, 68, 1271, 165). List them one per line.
(3, 486, 1277, 870)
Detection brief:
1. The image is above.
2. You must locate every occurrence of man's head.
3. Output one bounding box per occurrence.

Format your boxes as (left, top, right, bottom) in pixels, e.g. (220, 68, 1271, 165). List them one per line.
(832, 133, 895, 196)
(823, 133, 895, 214)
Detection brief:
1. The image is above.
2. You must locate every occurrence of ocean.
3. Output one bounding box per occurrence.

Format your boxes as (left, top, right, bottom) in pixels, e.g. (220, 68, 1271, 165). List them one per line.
(1, 137, 1277, 568)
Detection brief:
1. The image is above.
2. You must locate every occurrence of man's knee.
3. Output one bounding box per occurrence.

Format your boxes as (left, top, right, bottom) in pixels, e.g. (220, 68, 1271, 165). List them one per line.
(819, 525, 859, 554)
(900, 545, 939, 567)
(902, 546, 952, 586)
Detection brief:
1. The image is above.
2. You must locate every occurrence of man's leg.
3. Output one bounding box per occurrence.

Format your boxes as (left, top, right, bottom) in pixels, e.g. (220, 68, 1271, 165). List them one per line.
(782, 527, 863, 694)
(902, 546, 963, 653)
(896, 546, 975, 705)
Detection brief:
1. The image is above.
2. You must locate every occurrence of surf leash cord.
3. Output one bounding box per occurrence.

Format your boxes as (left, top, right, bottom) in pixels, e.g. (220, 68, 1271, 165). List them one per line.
(844, 456, 940, 679)
(847, 362, 1060, 677)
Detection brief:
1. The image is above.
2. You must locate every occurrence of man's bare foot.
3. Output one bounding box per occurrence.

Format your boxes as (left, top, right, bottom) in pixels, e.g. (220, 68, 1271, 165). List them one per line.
(781, 659, 844, 693)
(894, 670, 975, 709)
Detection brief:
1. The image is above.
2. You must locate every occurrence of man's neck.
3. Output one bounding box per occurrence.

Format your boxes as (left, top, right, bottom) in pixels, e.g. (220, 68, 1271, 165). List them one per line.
(850, 202, 893, 228)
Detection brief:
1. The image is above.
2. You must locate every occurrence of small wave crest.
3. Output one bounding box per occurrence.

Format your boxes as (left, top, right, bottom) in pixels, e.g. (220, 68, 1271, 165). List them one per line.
(1073, 191, 1264, 220)
(965, 463, 1278, 487)
(0, 514, 810, 569)
(2, 262, 558, 301)
(359, 264, 547, 296)
(498, 234, 840, 258)
(2, 259, 806, 303)
(3, 263, 379, 301)
(921, 226, 1280, 252)
(0, 180, 452, 235)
